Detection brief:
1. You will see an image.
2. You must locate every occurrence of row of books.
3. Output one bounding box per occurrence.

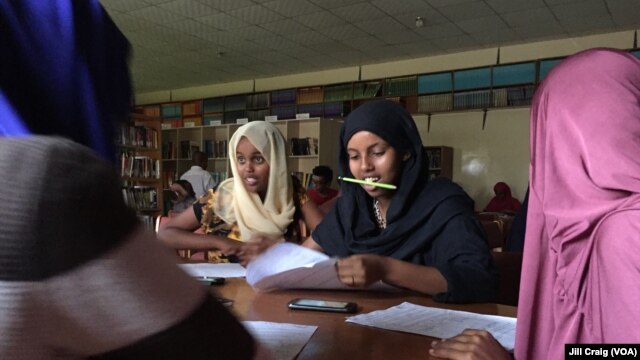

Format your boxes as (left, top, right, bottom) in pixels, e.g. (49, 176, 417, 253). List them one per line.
(354, 82, 382, 99)
(417, 84, 536, 113)
(425, 149, 444, 169)
(384, 76, 417, 97)
(297, 87, 323, 104)
(204, 139, 228, 158)
(122, 186, 158, 211)
(180, 141, 200, 159)
(247, 109, 270, 121)
(290, 137, 319, 156)
(271, 89, 297, 106)
(453, 89, 492, 110)
(247, 93, 270, 109)
(291, 171, 314, 190)
(119, 151, 160, 179)
(324, 84, 353, 102)
(118, 124, 158, 149)
(418, 93, 454, 112)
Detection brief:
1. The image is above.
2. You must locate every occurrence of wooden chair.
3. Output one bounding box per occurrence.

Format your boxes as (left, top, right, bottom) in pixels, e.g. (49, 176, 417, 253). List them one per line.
(481, 220, 505, 251)
(491, 251, 523, 306)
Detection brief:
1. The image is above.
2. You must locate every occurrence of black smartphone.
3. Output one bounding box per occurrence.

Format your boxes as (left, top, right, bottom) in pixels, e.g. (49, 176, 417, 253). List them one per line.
(196, 276, 225, 286)
(288, 298, 358, 314)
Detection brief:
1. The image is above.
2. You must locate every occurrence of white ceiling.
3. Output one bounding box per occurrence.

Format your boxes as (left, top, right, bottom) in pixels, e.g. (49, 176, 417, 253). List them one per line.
(100, 0, 640, 93)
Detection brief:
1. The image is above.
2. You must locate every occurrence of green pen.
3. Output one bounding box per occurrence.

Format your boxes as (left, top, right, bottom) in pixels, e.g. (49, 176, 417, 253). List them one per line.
(338, 176, 397, 190)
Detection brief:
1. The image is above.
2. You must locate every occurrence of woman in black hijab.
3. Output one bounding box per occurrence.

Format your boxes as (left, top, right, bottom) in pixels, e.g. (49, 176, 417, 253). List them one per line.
(307, 100, 497, 303)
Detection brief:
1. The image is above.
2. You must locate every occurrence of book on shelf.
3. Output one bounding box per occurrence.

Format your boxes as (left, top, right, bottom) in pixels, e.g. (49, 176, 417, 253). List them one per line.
(162, 119, 182, 129)
(182, 116, 203, 127)
(291, 171, 313, 190)
(130, 156, 159, 179)
(162, 169, 176, 189)
(162, 141, 177, 159)
(289, 137, 318, 156)
(180, 140, 200, 159)
(418, 93, 453, 113)
(182, 100, 202, 116)
(119, 124, 158, 149)
(203, 140, 228, 158)
(425, 149, 442, 169)
(209, 171, 227, 185)
(122, 185, 157, 211)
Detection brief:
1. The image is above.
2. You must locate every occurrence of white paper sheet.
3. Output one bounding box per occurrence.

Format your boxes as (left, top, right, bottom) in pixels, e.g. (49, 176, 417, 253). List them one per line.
(246, 242, 396, 292)
(346, 301, 517, 351)
(243, 321, 317, 360)
(178, 263, 246, 278)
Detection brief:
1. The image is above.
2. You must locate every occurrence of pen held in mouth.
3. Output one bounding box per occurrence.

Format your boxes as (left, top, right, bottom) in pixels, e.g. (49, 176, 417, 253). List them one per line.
(338, 176, 397, 190)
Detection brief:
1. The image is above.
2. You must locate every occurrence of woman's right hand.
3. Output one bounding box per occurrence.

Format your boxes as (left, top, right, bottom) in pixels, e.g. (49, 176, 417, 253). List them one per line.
(236, 234, 282, 266)
(428, 329, 513, 360)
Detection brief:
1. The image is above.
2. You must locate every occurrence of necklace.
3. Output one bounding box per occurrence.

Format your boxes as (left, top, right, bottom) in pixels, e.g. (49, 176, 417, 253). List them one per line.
(373, 199, 387, 230)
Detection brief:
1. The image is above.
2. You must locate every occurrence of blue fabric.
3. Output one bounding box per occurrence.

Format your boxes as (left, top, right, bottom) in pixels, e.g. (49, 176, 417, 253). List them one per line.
(0, 0, 131, 162)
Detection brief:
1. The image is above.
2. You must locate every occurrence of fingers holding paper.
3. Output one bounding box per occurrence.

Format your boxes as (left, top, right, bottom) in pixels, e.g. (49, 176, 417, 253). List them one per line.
(428, 329, 512, 360)
(336, 254, 386, 288)
(237, 234, 283, 266)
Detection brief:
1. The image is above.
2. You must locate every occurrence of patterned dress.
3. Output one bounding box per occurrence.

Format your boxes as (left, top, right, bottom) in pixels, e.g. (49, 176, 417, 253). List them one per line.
(193, 175, 310, 263)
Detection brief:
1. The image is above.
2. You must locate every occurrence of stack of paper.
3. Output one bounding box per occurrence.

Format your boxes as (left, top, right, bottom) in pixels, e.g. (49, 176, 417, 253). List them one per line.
(246, 242, 396, 292)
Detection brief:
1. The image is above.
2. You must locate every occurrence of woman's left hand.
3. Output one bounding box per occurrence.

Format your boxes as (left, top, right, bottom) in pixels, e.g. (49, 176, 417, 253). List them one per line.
(336, 254, 387, 287)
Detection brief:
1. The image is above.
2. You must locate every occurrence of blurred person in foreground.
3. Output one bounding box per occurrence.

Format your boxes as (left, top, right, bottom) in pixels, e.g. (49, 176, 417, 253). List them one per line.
(0, 1, 264, 358)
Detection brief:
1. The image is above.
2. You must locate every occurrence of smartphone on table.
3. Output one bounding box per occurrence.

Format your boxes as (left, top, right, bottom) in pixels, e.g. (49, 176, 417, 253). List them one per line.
(196, 276, 225, 286)
(288, 298, 358, 314)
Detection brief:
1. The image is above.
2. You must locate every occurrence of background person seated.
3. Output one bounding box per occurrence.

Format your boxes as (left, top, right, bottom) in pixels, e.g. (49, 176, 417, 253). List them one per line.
(169, 179, 197, 215)
(307, 165, 339, 207)
(483, 181, 521, 215)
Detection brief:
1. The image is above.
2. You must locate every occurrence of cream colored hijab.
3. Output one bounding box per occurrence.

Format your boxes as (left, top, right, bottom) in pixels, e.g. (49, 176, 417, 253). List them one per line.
(214, 121, 295, 241)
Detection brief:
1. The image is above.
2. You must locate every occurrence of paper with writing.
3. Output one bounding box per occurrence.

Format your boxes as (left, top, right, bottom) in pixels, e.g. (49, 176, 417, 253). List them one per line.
(243, 321, 317, 360)
(246, 242, 396, 292)
(346, 301, 516, 351)
(178, 263, 246, 278)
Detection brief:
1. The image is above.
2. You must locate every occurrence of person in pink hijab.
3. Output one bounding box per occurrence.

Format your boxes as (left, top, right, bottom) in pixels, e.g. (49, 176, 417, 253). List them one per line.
(429, 48, 640, 359)
(483, 181, 521, 214)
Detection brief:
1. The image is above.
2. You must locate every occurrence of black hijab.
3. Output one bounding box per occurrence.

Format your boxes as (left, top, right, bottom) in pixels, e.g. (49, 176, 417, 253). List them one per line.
(312, 100, 476, 261)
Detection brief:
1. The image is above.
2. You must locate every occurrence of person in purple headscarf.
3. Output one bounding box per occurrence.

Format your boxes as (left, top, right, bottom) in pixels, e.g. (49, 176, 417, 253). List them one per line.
(429, 48, 640, 359)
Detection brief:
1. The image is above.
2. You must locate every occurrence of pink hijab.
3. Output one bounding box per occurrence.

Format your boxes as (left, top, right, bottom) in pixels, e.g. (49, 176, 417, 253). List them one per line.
(515, 48, 640, 359)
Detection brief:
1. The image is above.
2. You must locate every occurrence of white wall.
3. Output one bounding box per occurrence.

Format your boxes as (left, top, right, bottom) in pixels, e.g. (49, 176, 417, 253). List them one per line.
(414, 107, 530, 210)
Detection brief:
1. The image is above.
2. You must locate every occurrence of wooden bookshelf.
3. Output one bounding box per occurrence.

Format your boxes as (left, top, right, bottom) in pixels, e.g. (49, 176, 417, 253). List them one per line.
(135, 53, 605, 131)
(159, 118, 341, 196)
(424, 146, 453, 180)
(118, 112, 163, 229)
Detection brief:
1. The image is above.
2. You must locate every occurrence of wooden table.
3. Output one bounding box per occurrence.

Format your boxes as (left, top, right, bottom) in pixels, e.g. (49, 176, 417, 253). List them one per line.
(214, 278, 517, 360)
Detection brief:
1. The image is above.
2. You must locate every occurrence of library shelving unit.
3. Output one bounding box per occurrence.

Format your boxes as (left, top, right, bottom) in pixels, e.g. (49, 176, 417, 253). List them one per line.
(139, 51, 640, 130)
(160, 117, 342, 197)
(424, 146, 453, 180)
(118, 112, 163, 229)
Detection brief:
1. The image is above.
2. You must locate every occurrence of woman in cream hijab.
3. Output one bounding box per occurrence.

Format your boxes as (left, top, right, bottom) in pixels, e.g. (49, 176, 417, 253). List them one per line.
(159, 121, 323, 262)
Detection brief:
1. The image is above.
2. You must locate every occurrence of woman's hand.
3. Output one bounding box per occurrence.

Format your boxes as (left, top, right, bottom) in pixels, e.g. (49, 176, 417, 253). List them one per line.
(428, 329, 513, 360)
(336, 254, 387, 287)
(237, 234, 283, 266)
